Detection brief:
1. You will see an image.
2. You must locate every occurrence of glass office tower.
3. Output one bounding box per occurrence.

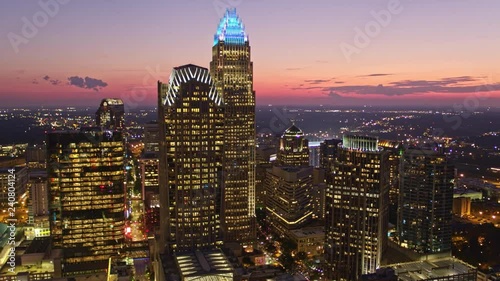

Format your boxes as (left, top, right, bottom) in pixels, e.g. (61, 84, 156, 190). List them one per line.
(158, 64, 224, 253)
(47, 128, 125, 275)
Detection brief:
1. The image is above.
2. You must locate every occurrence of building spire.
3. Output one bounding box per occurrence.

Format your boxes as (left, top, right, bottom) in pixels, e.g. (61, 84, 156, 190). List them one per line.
(213, 8, 248, 46)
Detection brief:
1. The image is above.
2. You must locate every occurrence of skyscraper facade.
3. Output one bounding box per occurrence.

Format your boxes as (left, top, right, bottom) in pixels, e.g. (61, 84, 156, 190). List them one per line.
(398, 149, 454, 255)
(319, 139, 342, 169)
(210, 8, 256, 246)
(265, 166, 313, 236)
(47, 128, 125, 275)
(96, 98, 125, 130)
(325, 135, 390, 280)
(143, 121, 160, 155)
(158, 64, 224, 253)
(277, 125, 310, 167)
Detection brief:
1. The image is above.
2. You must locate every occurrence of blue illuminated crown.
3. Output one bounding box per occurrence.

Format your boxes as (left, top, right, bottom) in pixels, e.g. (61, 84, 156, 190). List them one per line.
(214, 8, 248, 46)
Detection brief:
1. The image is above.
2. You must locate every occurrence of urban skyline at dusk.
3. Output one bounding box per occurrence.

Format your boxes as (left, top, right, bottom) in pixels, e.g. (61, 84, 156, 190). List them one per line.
(2, 0, 500, 107)
(0, 1, 499, 280)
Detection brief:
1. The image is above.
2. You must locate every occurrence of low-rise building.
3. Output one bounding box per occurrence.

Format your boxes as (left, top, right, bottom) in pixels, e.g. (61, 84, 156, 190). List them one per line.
(384, 257, 477, 281)
(289, 226, 325, 257)
(453, 197, 471, 216)
(174, 249, 234, 281)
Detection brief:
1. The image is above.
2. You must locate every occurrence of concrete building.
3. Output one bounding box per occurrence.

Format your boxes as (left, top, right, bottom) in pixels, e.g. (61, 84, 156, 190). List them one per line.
(453, 197, 471, 217)
(289, 226, 325, 257)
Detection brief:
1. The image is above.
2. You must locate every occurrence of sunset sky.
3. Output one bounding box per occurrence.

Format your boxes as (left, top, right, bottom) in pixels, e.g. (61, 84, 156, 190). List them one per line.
(2, 0, 500, 107)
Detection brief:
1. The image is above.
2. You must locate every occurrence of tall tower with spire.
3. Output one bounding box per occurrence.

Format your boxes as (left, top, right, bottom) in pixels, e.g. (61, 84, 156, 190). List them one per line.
(210, 8, 256, 247)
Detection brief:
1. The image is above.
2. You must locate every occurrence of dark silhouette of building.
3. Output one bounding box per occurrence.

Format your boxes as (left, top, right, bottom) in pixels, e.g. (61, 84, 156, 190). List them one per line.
(398, 149, 454, 255)
(96, 98, 125, 130)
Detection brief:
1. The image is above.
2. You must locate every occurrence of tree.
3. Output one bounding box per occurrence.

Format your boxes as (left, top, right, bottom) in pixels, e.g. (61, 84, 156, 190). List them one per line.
(242, 256, 254, 267)
(295, 251, 307, 262)
(279, 252, 295, 271)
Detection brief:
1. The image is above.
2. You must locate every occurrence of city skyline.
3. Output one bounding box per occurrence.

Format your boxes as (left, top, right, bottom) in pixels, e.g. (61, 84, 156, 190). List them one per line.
(2, 0, 500, 107)
(0, 2, 499, 280)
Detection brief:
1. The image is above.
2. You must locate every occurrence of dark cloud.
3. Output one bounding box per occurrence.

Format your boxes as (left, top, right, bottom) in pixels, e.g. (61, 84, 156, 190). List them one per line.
(41, 75, 62, 86)
(304, 79, 331, 84)
(290, 86, 324, 91)
(32, 79, 38, 84)
(67, 76, 108, 91)
(15, 70, 25, 75)
(286, 67, 304, 71)
(324, 76, 500, 96)
(327, 91, 344, 98)
(290, 75, 500, 97)
(359, 73, 393, 77)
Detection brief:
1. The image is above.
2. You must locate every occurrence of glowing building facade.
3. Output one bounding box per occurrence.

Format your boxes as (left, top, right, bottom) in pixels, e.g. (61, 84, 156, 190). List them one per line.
(325, 135, 390, 280)
(47, 128, 125, 275)
(96, 98, 125, 130)
(277, 125, 310, 167)
(265, 166, 313, 236)
(210, 8, 256, 246)
(398, 149, 454, 255)
(158, 64, 224, 253)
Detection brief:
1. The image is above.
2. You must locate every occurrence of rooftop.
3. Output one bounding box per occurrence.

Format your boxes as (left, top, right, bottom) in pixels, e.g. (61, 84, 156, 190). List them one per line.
(175, 249, 234, 279)
(387, 257, 477, 281)
(283, 124, 304, 137)
(289, 226, 325, 239)
(24, 237, 51, 254)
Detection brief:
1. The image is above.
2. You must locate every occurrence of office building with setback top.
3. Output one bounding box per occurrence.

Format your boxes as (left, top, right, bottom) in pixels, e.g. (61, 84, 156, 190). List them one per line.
(210, 8, 257, 247)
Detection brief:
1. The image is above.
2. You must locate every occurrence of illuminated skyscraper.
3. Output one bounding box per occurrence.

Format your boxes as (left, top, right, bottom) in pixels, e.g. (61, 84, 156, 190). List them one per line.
(47, 128, 125, 275)
(325, 135, 389, 280)
(265, 166, 313, 236)
(96, 98, 125, 130)
(158, 64, 224, 253)
(398, 149, 454, 255)
(210, 8, 256, 246)
(277, 125, 310, 167)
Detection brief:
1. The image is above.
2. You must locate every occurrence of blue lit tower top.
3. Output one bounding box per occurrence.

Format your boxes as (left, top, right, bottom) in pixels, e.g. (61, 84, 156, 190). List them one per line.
(214, 8, 248, 46)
